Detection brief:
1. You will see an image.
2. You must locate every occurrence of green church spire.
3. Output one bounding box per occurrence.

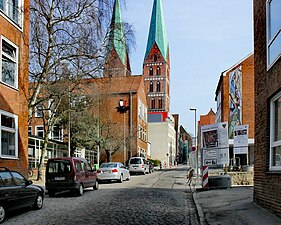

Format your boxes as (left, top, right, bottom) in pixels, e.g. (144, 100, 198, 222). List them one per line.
(108, 0, 127, 65)
(145, 0, 169, 61)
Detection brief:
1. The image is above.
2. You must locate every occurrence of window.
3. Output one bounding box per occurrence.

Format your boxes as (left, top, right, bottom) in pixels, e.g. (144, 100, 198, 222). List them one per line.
(156, 66, 161, 75)
(149, 82, 153, 92)
(0, 0, 22, 26)
(151, 98, 155, 109)
(11, 171, 26, 186)
(270, 91, 281, 170)
(156, 81, 161, 92)
(158, 98, 163, 109)
(28, 126, 32, 135)
(267, 0, 281, 67)
(154, 55, 158, 62)
(35, 126, 44, 138)
(1, 38, 18, 88)
(149, 67, 153, 76)
(0, 171, 15, 186)
(0, 111, 18, 158)
(50, 125, 63, 141)
(35, 103, 43, 117)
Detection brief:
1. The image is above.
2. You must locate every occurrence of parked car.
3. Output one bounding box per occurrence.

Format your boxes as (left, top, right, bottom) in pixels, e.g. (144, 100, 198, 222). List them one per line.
(147, 160, 155, 173)
(128, 157, 149, 175)
(45, 157, 99, 197)
(97, 162, 130, 183)
(0, 167, 44, 223)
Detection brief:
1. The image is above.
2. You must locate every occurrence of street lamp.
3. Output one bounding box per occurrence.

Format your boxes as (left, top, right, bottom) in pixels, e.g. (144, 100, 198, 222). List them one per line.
(117, 99, 129, 165)
(189, 107, 199, 182)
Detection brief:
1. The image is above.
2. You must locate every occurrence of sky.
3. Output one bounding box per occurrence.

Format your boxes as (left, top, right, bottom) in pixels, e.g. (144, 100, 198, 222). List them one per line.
(121, 0, 253, 135)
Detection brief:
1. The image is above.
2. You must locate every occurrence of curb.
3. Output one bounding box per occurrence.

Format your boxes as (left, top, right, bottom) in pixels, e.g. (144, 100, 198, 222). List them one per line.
(193, 192, 207, 225)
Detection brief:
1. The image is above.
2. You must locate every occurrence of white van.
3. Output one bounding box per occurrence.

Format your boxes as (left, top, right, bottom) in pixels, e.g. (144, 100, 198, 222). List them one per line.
(128, 157, 149, 175)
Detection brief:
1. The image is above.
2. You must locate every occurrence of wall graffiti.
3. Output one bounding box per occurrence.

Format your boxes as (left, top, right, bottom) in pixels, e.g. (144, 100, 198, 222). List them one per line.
(229, 66, 242, 139)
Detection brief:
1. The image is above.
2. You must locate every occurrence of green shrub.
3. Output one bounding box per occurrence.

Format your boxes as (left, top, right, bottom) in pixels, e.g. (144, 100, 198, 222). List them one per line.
(150, 159, 161, 166)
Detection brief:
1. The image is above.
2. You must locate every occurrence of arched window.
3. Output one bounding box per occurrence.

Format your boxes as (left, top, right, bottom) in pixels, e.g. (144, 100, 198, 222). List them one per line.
(150, 82, 154, 92)
(158, 98, 163, 109)
(149, 67, 153, 76)
(156, 81, 161, 92)
(156, 66, 161, 75)
(151, 98, 155, 109)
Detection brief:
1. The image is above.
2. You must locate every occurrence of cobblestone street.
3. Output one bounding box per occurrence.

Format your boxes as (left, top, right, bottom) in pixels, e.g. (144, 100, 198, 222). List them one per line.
(5, 166, 200, 225)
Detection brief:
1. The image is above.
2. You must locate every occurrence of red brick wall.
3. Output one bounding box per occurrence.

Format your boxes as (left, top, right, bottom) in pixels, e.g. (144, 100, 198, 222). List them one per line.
(220, 54, 254, 139)
(254, 0, 281, 217)
(0, 0, 30, 177)
(143, 43, 170, 112)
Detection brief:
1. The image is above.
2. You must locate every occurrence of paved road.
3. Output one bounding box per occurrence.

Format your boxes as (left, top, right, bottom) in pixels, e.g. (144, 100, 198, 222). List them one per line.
(5, 166, 200, 225)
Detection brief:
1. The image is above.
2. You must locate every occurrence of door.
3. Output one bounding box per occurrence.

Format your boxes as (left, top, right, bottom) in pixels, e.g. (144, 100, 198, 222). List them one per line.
(11, 172, 36, 207)
(0, 172, 21, 210)
(81, 161, 96, 187)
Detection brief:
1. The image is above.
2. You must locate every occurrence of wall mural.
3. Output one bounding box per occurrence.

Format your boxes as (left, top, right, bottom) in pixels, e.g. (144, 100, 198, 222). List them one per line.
(229, 66, 242, 139)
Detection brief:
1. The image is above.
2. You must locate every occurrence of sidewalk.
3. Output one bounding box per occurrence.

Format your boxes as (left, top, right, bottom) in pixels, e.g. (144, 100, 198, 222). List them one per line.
(193, 186, 281, 225)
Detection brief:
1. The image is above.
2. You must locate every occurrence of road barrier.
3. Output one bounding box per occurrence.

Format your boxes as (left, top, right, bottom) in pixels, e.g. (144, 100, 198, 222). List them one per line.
(202, 166, 209, 188)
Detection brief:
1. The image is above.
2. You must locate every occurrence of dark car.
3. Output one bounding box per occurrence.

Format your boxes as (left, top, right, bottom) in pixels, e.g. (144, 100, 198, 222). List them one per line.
(45, 157, 99, 197)
(0, 167, 44, 223)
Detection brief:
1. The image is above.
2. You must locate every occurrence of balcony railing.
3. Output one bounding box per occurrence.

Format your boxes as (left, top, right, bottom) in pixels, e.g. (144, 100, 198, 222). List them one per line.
(0, 0, 23, 27)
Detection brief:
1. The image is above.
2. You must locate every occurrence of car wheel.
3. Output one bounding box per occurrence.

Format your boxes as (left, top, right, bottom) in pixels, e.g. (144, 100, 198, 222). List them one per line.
(0, 205, 6, 224)
(93, 180, 99, 190)
(77, 184, 84, 196)
(126, 174, 131, 181)
(118, 174, 123, 183)
(34, 194, 44, 210)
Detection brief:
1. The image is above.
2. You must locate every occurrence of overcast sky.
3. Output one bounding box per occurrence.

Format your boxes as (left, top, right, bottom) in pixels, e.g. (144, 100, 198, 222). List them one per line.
(122, 0, 253, 135)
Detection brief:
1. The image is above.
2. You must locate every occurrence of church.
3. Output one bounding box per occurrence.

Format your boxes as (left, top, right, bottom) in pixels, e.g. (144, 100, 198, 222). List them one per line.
(102, 0, 176, 165)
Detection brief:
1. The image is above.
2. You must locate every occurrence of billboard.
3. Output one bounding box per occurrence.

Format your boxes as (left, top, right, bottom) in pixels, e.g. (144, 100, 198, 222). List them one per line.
(201, 122, 229, 166)
(233, 124, 248, 154)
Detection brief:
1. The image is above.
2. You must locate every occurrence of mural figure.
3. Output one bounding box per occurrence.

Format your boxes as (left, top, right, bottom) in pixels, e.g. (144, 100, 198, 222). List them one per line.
(229, 66, 242, 138)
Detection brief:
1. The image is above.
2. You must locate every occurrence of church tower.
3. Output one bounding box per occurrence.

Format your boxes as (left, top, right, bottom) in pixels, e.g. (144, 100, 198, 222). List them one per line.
(104, 0, 131, 77)
(143, 0, 170, 115)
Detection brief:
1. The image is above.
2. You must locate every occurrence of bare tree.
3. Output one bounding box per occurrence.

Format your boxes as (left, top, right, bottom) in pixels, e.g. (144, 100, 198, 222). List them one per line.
(28, 0, 135, 180)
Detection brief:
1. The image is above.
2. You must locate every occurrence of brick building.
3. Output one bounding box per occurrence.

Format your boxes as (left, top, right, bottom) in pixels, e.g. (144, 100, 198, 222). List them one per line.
(254, 0, 281, 217)
(85, 76, 148, 164)
(0, 0, 30, 175)
(215, 53, 254, 166)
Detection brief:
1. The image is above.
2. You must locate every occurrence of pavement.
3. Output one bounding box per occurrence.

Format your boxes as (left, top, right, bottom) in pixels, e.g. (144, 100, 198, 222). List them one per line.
(193, 185, 281, 225)
(30, 167, 281, 225)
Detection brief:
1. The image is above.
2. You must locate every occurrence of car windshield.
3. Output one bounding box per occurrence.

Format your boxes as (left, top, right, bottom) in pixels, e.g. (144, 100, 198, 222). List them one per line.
(48, 160, 71, 174)
(130, 158, 142, 164)
(100, 163, 117, 168)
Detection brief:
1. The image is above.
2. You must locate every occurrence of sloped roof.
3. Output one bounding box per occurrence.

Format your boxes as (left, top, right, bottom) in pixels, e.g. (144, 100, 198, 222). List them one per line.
(86, 75, 143, 94)
(144, 0, 169, 61)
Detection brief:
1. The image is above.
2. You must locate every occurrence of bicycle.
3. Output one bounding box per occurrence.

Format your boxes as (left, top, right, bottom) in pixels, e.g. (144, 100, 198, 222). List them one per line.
(28, 167, 34, 178)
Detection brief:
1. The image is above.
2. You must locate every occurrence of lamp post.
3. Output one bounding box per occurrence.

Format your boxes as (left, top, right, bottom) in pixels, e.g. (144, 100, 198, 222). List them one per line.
(117, 99, 129, 165)
(189, 107, 198, 181)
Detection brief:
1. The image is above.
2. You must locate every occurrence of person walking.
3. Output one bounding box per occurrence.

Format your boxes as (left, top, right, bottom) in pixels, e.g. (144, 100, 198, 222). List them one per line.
(187, 168, 194, 186)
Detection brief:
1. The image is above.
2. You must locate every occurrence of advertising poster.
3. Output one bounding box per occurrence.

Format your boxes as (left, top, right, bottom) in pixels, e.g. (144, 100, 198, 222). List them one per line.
(234, 125, 248, 154)
(229, 66, 242, 139)
(201, 122, 229, 166)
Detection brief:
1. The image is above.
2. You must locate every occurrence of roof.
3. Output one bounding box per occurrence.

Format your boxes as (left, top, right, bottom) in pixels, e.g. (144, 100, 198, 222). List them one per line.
(215, 52, 254, 99)
(85, 75, 144, 94)
(144, 0, 169, 61)
(108, 0, 127, 65)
